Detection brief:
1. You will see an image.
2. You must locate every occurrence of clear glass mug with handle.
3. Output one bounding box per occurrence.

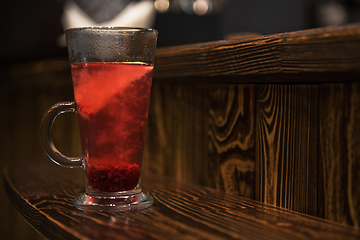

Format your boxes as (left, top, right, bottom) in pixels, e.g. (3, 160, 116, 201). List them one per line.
(40, 27, 158, 211)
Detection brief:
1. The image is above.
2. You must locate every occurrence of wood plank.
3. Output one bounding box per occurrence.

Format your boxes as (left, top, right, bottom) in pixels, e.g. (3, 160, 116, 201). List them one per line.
(144, 83, 256, 198)
(153, 23, 360, 82)
(319, 82, 360, 227)
(143, 83, 211, 186)
(4, 161, 360, 240)
(208, 84, 255, 199)
(255, 84, 319, 216)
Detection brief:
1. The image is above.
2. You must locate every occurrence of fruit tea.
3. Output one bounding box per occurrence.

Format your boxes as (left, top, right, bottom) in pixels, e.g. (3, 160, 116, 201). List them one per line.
(71, 62, 153, 192)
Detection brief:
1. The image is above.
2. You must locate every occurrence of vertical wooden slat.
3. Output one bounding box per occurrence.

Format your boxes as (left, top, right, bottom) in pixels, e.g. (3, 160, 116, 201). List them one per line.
(319, 82, 360, 227)
(255, 84, 318, 216)
(144, 83, 256, 198)
(143, 83, 212, 186)
(207, 84, 256, 198)
(143, 84, 176, 178)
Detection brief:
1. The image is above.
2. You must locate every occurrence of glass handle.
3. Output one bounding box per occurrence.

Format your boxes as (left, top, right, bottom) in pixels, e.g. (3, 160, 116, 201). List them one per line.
(40, 101, 83, 168)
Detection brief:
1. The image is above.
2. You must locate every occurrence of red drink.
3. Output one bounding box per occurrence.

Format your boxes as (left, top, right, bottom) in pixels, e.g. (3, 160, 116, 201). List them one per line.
(71, 62, 153, 192)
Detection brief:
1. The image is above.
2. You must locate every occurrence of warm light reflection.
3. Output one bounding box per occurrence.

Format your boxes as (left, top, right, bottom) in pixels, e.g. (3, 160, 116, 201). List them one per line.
(154, 0, 170, 13)
(193, 0, 210, 15)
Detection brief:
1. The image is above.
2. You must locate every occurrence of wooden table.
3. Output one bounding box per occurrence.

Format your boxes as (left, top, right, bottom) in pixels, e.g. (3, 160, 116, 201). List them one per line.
(3, 161, 360, 240)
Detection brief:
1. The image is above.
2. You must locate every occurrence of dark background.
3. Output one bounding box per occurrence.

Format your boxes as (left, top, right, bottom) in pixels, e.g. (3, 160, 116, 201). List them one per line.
(1, 0, 359, 63)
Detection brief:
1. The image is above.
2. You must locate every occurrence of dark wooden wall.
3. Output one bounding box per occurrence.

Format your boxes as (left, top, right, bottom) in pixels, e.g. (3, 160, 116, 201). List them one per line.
(1, 60, 80, 240)
(143, 83, 256, 199)
(319, 83, 360, 226)
(143, 81, 360, 227)
(1, 23, 360, 239)
(143, 23, 360, 227)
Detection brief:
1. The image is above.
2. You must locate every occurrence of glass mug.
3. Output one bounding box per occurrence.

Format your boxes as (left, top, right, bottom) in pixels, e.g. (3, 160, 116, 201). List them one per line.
(40, 27, 158, 211)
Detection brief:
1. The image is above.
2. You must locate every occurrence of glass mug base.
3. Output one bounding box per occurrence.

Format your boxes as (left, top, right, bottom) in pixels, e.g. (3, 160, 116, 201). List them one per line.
(73, 192, 154, 212)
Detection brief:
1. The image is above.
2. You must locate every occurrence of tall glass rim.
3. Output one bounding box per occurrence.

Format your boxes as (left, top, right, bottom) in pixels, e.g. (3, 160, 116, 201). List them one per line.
(65, 26, 158, 64)
(65, 26, 158, 34)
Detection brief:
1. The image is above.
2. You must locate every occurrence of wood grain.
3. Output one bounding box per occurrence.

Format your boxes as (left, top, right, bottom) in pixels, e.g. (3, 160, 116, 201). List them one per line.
(143, 83, 211, 186)
(255, 85, 319, 216)
(319, 82, 360, 227)
(4, 161, 360, 240)
(153, 23, 360, 81)
(143, 83, 256, 198)
(208, 84, 255, 199)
